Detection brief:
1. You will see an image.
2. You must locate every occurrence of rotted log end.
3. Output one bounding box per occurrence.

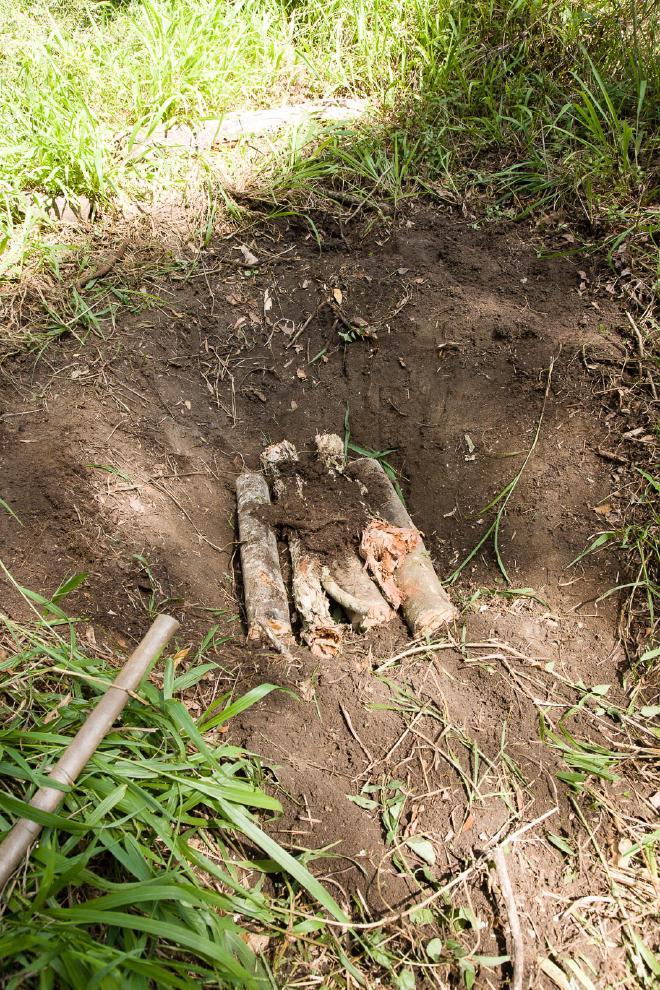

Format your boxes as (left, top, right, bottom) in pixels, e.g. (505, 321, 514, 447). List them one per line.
(305, 624, 343, 658)
(397, 554, 457, 638)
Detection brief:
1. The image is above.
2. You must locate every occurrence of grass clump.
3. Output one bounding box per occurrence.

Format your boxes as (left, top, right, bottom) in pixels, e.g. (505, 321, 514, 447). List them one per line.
(0, 594, 348, 987)
(1, 1, 657, 282)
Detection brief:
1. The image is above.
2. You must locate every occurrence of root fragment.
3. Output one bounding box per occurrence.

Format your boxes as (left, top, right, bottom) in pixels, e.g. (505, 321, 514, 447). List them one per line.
(323, 551, 393, 631)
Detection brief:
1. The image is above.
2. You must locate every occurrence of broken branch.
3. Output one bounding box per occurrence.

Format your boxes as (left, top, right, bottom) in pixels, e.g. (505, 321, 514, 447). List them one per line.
(236, 471, 292, 644)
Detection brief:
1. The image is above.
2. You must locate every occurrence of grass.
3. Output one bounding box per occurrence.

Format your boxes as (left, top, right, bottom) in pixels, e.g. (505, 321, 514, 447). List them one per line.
(0, 585, 352, 987)
(1, 2, 657, 288)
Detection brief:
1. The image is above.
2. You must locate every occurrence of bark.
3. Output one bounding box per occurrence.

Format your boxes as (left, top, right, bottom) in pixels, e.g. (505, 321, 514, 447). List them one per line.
(348, 458, 457, 636)
(236, 471, 292, 644)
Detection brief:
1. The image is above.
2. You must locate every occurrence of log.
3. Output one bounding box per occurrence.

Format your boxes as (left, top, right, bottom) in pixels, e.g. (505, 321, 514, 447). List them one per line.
(289, 536, 343, 658)
(323, 551, 394, 631)
(348, 458, 457, 636)
(0, 615, 179, 893)
(236, 471, 292, 644)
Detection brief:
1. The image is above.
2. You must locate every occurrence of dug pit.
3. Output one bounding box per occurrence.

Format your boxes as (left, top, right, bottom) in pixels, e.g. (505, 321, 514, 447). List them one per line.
(0, 203, 640, 984)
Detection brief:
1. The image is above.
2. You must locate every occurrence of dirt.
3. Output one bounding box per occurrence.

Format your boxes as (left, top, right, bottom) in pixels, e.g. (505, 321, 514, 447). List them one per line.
(0, 202, 641, 985)
(257, 449, 370, 558)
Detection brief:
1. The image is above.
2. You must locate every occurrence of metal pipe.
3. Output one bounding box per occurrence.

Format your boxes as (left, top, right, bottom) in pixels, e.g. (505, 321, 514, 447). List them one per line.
(0, 614, 179, 892)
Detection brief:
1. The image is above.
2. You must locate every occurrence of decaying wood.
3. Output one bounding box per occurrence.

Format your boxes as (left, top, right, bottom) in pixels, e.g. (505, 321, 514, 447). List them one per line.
(323, 551, 394, 631)
(260, 439, 300, 499)
(315, 432, 345, 474)
(236, 471, 292, 644)
(289, 536, 343, 658)
(349, 458, 457, 636)
(360, 519, 420, 608)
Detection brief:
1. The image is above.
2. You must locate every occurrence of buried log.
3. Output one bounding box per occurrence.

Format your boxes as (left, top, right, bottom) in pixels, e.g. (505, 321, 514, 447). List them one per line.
(260, 441, 344, 654)
(323, 551, 394, 631)
(348, 458, 457, 636)
(0, 614, 179, 893)
(260, 439, 300, 500)
(289, 536, 343, 658)
(236, 471, 292, 644)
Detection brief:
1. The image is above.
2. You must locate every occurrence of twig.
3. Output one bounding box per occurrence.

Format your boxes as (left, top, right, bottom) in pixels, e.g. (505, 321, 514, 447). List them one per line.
(287, 807, 558, 930)
(339, 704, 373, 763)
(75, 240, 128, 292)
(493, 846, 524, 990)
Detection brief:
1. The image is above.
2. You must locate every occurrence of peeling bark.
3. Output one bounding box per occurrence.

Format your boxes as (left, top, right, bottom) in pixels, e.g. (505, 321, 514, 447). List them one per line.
(349, 458, 457, 636)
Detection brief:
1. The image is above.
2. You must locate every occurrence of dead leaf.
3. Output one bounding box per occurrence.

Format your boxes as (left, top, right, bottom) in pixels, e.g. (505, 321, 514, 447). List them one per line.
(594, 503, 613, 516)
(290, 400, 298, 411)
(44, 693, 72, 724)
(238, 244, 259, 267)
(332, 286, 343, 305)
(298, 678, 315, 702)
(263, 289, 272, 313)
(246, 934, 270, 955)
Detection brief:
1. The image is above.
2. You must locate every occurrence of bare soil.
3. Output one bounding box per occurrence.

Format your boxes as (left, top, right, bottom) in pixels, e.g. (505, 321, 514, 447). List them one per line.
(0, 203, 644, 986)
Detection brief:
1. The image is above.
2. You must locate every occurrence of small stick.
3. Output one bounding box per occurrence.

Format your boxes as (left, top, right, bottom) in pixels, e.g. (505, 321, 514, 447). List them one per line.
(75, 239, 128, 292)
(493, 846, 524, 990)
(0, 614, 179, 892)
(339, 704, 373, 764)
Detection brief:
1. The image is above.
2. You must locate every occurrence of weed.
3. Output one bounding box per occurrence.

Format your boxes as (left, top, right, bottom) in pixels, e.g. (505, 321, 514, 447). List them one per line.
(343, 403, 405, 501)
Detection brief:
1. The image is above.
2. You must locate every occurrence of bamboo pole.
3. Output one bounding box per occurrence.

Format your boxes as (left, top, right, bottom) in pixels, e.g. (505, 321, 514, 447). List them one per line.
(0, 614, 179, 892)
